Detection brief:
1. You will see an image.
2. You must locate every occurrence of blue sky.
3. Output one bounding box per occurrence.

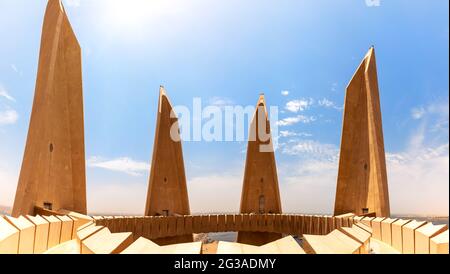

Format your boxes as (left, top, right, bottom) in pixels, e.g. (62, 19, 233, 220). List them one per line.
(0, 0, 448, 215)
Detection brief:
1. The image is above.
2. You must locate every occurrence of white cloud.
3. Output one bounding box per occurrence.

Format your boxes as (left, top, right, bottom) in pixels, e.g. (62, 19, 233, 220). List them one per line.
(426, 101, 449, 132)
(331, 82, 338, 92)
(365, 0, 381, 7)
(387, 142, 449, 216)
(0, 86, 15, 102)
(87, 156, 150, 176)
(285, 98, 313, 113)
(278, 141, 449, 216)
(281, 90, 289, 96)
(280, 139, 339, 161)
(427, 101, 449, 117)
(10, 64, 18, 74)
(410, 101, 449, 140)
(280, 98, 449, 216)
(208, 97, 234, 108)
(411, 101, 448, 121)
(277, 104, 449, 216)
(276, 115, 316, 126)
(279, 130, 312, 138)
(411, 107, 426, 120)
(0, 86, 18, 126)
(65, 0, 81, 7)
(0, 110, 19, 125)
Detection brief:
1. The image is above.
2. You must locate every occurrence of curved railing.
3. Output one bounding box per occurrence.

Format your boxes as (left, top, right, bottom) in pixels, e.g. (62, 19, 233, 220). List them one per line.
(93, 214, 352, 239)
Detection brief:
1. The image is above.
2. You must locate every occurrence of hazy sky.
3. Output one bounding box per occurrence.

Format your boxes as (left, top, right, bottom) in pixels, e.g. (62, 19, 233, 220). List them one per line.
(0, 0, 448, 215)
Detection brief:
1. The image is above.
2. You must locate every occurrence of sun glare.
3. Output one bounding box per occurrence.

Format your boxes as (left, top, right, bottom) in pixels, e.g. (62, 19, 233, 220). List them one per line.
(103, 0, 184, 32)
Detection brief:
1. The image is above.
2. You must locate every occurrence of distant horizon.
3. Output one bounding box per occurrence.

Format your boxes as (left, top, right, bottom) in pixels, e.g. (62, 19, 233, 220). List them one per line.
(1, 205, 449, 219)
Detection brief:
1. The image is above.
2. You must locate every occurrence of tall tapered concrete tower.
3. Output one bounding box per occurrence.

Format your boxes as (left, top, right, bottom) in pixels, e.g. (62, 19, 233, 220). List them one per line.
(145, 87, 192, 245)
(334, 47, 390, 217)
(12, 0, 87, 217)
(238, 94, 282, 246)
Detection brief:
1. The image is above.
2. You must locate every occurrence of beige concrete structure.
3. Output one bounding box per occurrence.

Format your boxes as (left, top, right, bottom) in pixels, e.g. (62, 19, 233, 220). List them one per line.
(339, 226, 371, 253)
(43, 215, 62, 249)
(216, 241, 260, 254)
(44, 239, 79, 254)
(1, 213, 448, 254)
(361, 216, 375, 227)
(371, 217, 385, 240)
(144, 87, 192, 245)
(352, 216, 364, 224)
(430, 230, 449, 254)
(217, 236, 305, 254)
(81, 227, 133, 254)
(402, 220, 427, 254)
(121, 237, 202, 254)
(77, 224, 104, 244)
(334, 47, 390, 217)
(3, 215, 36, 254)
(391, 219, 411, 253)
(355, 222, 373, 234)
(369, 238, 400, 254)
(25, 215, 50, 253)
(303, 230, 362, 254)
(414, 223, 448, 254)
(56, 215, 74, 243)
(12, 0, 87, 217)
(380, 218, 398, 246)
(95, 214, 351, 240)
(238, 95, 282, 246)
(0, 217, 19, 254)
(261, 236, 305, 254)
